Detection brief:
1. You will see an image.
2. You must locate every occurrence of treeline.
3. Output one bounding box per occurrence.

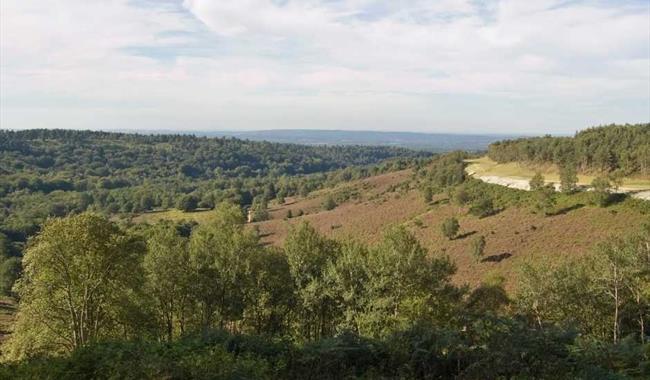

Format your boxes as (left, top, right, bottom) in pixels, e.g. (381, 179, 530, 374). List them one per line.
(2, 208, 648, 378)
(487, 124, 650, 175)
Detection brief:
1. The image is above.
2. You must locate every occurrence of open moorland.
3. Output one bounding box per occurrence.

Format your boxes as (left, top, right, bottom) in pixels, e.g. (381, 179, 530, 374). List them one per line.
(135, 167, 649, 291)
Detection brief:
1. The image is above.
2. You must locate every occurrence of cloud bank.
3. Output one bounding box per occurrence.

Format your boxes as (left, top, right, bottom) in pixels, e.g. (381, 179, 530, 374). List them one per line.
(1, 0, 648, 134)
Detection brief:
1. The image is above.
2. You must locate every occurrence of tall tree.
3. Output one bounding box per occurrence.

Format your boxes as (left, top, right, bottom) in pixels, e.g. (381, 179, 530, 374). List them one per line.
(559, 164, 578, 193)
(5, 213, 144, 359)
(188, 203, 259, 332)
(144, 222, 191, 341)
(284, 222, 340, 340)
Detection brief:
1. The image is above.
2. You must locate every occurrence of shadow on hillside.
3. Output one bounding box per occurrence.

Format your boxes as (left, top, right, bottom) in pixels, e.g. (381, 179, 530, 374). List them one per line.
(605, 193, 627, 206)
(455, 231, 477, 240)
(481, 252, 512, 263)
(551, 203, 584, 216)
(429, 197, 451, 206)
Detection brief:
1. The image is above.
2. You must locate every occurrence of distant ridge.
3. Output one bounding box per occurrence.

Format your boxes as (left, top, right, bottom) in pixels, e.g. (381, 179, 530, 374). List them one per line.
(117, 129, 522, 152)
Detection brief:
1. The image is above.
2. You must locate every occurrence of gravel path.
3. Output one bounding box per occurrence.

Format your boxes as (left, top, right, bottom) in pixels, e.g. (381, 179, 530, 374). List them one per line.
(466, 171, 650, 201)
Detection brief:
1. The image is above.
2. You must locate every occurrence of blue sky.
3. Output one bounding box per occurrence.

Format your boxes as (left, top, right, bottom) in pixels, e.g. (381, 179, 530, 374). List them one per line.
(1, 0, 648, 134)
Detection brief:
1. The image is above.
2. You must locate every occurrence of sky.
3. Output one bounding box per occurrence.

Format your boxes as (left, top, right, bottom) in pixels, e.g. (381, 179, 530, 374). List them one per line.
(1, 0, 649, 135)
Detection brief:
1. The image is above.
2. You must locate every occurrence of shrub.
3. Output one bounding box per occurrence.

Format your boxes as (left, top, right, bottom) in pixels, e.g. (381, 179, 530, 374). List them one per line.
(441, 217, 460, 240)
(322, 196, 337, 211)
(471, 235, 486, 262)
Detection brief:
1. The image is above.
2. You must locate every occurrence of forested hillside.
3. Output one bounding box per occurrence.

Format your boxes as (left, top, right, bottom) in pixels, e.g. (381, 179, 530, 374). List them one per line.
(0, 129, 422, 249)
(488, 124, 650, 175)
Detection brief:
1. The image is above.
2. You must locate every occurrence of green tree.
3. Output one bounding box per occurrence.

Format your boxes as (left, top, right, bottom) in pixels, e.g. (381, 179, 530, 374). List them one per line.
(453, 185, 471, 206)
(177, 194, 199, 212)
(469, 197, 495, 218)
(5, 213, 144, 360)
(144, 222, 191, 341)
(470, 235, 486, 263)
(559, 164, 578, 193)
(0, 256, 21, 296)
(423, 187, 433, 203)
(250, 196, 270, 222)
(529, 172, 545, 191)
(244, 247, 294, 335)
(284, 222, 340, 340)
(534, 184, 556, 216)
(441, 217, 460, 240)
(590, 176, 611, 207)
(188, 203, 258, 332)
(360, 226, 458, 337)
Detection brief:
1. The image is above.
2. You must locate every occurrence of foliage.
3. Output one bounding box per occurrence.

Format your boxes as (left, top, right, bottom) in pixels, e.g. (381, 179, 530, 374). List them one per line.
(488, 123, 650, 175)
(559, 163, 578, 193)
(321, 195, 337, 211)
(2, 213, 649, 378)
(534, 184, 557, 216)
(250, 196, 270, 222)
(4, 213, 145, 360)
(441, 217, 460, 240)
(470, 235, 486, 263)
(529, 172, 545, 191)
(591, 176, 612, 207)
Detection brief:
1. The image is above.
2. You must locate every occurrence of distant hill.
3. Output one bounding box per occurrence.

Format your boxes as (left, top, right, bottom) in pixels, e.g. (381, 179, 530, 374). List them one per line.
(138, 129, 520, 152)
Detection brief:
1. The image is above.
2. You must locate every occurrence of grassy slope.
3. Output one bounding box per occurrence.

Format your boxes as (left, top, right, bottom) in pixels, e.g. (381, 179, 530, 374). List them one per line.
(134, 169, 649, 292)
(466, 156, 650, 190)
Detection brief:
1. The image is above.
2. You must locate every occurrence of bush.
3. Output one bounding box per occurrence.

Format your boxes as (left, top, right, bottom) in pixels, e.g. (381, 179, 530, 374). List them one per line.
(441, 217, 460, 240)
(469, 197, 495, 218)
(177, 194, 199, 212)
(470, 235, 486, 262)
(322, 196, 337, 211)
(0, 256, 21, 295)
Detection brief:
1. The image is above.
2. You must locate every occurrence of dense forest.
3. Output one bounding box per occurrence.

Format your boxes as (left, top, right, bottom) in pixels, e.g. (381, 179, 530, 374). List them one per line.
(1, 205, 648, 379)
(487, 124, 650, 175)
(0, 129, 423, 252)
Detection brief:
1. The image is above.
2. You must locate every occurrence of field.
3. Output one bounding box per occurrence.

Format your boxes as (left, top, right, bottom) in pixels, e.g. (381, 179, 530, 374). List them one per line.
(466, 156, 650, 190)
(133, 169, 649, 292)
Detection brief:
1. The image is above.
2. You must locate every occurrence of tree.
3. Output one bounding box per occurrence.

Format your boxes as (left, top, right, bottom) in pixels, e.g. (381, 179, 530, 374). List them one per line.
(177, 194, 199, 212)
(360, 226, 458, 337)
(591, 177, 611, 207)
(469, 197, 495, 218)
(441, 217, 460, 240)
(322, 195, 337, 211)
(453, 185, 471, 206)
(250, 196, 269, 222)
(244, 247, 294, 335)
(534, 184, 556, 216)
(5, 213, 144, 360)
(423, 187, 433, 203)
(0, 257, 21, 296)
(188, 203, 258, 332)
(529, 172, 545, 191)
(284, 222, 340, 340)
(144, 222, 191, 341)
(471, 235, 486, 262)
(559, 164, 578, 193)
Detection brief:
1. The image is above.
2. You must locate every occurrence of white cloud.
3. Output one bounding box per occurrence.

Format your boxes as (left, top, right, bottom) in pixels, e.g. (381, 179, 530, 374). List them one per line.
(1, 0, 648, 134)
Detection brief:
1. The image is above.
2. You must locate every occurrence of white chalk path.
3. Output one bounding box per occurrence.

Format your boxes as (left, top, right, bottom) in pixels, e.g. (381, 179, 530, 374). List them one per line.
(465, 170, 650, 201)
